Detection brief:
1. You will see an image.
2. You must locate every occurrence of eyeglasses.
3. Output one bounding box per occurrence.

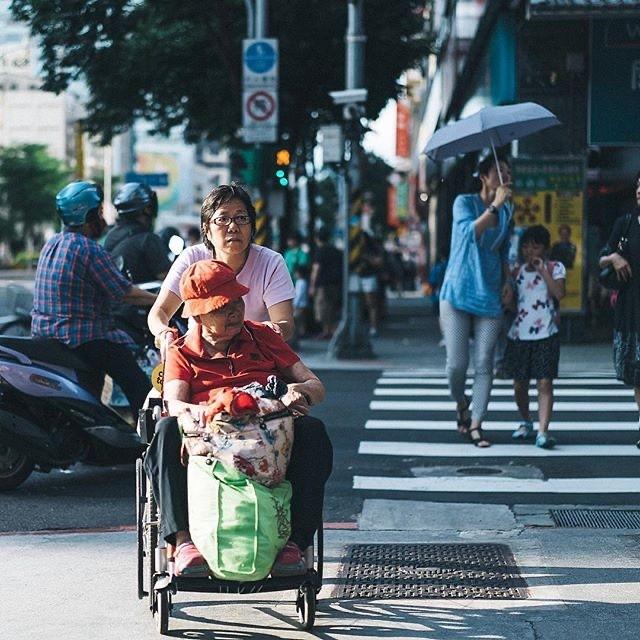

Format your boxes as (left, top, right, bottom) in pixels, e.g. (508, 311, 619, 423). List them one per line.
(212, 214, 252, 227)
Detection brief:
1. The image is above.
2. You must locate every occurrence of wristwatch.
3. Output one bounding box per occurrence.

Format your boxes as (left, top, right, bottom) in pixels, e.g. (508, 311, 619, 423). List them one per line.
(488, 204, 499, 216)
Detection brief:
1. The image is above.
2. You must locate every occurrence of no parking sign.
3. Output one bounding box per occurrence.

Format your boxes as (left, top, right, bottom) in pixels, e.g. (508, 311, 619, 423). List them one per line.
(242, 39, 278, 143)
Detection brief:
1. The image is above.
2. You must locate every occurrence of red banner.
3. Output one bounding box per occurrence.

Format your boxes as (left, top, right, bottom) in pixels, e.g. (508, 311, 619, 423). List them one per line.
(395, 99, 411, 158)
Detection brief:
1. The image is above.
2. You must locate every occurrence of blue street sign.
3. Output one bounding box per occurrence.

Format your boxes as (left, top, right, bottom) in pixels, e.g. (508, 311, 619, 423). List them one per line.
(244, 41, 277, 74)
(125, 172, 169, 187)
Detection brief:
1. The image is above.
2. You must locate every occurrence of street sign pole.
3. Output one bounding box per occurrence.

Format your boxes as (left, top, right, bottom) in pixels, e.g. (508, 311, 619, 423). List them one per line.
(328, 0, 373, 360)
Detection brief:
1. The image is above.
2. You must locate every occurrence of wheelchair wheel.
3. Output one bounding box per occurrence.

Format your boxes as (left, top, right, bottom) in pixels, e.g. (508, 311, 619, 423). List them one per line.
(135, 459, 146, 600)
(147, 490, 158, 609)
(296, 583, 316, 630)
(155, 588, 170, 634)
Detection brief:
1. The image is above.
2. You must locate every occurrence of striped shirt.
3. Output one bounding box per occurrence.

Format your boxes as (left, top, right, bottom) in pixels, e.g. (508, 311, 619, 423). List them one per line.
(31, 231, 133, 347)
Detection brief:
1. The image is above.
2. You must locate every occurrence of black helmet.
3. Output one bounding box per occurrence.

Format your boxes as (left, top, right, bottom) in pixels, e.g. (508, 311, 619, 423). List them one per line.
(113, 182, 158, 219)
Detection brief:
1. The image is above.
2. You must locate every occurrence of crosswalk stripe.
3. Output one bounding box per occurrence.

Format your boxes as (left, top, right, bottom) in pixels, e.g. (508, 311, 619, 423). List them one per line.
(358, 441, 640, 458)
(365, 419, 639, 431)
(377, 377, 622, 386)
(370, 400, 637, 411)
(374, 387, 627, 398)
(353, 475, 640, 494)
(381, 371, 616, 378)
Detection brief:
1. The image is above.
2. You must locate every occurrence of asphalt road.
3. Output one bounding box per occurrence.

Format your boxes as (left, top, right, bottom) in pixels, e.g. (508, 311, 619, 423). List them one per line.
(2, 368, 639, 534)
(0, 370, 375, 533)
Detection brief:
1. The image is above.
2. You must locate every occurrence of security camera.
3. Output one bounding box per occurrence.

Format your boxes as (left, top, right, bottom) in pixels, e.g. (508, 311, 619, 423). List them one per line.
(329, 89, 368, 105)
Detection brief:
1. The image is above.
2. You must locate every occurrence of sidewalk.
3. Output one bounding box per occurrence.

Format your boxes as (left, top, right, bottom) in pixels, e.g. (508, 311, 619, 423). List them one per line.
(3, 501, 639, 639)
(299, 293, 615, 376)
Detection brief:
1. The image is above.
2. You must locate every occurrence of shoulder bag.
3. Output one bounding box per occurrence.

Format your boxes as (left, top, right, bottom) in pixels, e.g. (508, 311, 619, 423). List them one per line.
(599, 214, 633, 291)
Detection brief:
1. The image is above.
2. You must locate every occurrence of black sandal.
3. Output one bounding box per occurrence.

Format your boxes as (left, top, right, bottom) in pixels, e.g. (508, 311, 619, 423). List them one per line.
(456, 398, 471, 435)
(468, 426, 491, 448)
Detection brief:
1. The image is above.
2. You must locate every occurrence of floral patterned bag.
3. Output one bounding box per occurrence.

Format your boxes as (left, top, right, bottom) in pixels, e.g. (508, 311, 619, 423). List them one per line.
(179, 389, 294, 488)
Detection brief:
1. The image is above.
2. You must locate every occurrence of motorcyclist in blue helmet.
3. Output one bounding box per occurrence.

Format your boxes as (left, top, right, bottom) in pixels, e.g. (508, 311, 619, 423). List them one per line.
(104, 182, 171, 283)
(31, 180, 158, 417)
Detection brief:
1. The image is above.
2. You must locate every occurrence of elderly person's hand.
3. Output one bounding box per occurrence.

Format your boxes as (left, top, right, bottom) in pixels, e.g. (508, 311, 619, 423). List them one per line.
(281, 383, 312, 416)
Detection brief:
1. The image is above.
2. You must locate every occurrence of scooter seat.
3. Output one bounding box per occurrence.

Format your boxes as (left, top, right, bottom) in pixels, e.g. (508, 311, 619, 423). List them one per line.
(0, 336, 93, 372)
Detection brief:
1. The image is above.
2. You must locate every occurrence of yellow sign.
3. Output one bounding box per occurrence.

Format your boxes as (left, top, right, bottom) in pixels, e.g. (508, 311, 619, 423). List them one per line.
(513, 158, 585, 314)
(151, 363, 164, 392)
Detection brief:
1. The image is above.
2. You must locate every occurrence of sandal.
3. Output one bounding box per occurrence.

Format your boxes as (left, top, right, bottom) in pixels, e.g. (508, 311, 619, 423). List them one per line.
(468, 426, 491, 448)
(456, 398, 471, 435)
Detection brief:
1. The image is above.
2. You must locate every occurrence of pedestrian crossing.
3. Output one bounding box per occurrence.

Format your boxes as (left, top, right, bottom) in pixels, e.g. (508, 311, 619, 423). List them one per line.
(353, 372, 640, 501)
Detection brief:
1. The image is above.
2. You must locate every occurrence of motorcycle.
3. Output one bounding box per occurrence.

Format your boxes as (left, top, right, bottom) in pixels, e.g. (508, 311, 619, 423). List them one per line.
(0, 335, 145, 489)
(0, 281, 185, 490)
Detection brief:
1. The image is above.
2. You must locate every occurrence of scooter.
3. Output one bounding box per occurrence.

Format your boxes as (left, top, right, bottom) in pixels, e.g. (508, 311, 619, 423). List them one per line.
(0, 334, 146, 490)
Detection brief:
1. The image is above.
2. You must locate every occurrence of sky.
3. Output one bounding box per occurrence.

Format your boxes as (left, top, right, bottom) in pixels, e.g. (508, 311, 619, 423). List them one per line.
(363, 99, 397, 166)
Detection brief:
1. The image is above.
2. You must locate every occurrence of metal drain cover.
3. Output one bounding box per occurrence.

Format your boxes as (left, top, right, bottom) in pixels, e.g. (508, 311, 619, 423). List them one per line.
(550, 509, 640, 529)
(336, 543, 528, 599)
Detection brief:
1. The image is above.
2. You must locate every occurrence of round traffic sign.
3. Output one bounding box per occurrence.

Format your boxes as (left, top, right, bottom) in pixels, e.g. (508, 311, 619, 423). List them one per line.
(246, 91, 276, 122)
(244, 42, 277, 74)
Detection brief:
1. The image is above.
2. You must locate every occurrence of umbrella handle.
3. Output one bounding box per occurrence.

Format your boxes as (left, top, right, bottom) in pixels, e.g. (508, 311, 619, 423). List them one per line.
(490, 139, 504, 186)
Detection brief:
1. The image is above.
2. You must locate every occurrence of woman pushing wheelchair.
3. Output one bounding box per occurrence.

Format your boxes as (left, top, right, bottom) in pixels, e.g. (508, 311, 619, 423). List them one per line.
(143, 259, 333, 579)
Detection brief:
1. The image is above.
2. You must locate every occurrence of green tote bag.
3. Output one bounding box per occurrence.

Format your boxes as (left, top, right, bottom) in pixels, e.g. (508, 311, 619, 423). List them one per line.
(187, 457, 292, 581)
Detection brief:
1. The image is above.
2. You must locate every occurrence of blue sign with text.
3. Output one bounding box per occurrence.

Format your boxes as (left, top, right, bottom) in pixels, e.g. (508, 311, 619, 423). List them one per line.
(125, 172, 169, 187)
(244, 41, 277, 74)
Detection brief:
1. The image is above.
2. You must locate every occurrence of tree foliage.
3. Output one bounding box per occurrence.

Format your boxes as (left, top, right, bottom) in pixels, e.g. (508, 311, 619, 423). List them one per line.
(0, 144, 69, 244)
(10, 0, 431, 145)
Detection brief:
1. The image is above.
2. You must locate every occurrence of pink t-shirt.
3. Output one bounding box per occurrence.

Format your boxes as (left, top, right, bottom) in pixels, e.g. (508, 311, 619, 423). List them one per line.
(161, 243, 294, 322)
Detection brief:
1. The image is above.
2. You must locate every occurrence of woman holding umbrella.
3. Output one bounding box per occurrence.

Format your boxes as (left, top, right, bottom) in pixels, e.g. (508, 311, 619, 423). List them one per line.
(438, 155, 514, 447)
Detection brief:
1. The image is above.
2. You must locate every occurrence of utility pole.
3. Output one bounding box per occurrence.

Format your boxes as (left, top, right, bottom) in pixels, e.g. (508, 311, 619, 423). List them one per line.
(328, 0, 373, 359)
(255, 0, 267, 38)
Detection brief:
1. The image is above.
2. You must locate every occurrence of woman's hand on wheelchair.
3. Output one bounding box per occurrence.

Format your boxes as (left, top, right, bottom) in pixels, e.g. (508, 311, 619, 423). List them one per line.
(281, 384, 312, 416)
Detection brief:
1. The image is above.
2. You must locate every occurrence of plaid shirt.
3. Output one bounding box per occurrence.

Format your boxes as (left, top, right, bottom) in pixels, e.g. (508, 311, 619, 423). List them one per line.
(32, 231, 133, 347)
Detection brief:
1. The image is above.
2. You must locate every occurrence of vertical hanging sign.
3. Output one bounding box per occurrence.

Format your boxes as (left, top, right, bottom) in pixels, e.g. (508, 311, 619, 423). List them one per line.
(242, 39, 278, 143)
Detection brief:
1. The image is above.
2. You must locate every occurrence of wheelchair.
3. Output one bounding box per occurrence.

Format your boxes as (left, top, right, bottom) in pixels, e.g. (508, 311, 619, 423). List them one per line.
(135, 400, 323, 635)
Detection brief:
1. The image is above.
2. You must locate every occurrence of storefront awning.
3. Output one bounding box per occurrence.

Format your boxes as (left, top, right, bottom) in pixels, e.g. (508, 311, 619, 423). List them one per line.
(528, 0, 640, 19)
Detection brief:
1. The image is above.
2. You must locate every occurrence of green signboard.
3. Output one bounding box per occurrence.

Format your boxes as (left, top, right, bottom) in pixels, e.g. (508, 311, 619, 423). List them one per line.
(590, 19, 640, 145)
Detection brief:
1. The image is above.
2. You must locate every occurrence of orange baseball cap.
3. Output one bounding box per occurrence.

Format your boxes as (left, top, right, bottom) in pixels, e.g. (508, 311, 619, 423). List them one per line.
(179, 260, 249, 318)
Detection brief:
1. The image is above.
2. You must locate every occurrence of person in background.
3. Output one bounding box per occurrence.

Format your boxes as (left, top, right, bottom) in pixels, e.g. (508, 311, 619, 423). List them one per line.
(598, 171, 640, 448)
(31, 181, 157, 417)
(103, 182, 171, 283)
(186, 226, 201, 247)
(428, 250, 449, 347)
(148, 183, 295, 350)
(283, 231, 310, 283)
(505, 225, 566, 449)
(354, 230, 384, 337)
(439, 154, 514, 447)
(310, 228, 343, 340)
(293, 265, 310, 342)
(550, 224, 577, 270)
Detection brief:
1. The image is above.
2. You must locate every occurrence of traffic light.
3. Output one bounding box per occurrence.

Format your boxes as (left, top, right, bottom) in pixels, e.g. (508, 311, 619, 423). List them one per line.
(274, 147, 290, 187)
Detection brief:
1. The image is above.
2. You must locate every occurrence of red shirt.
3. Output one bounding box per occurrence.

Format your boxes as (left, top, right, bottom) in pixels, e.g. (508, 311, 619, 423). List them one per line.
(164, 321, 300, 405)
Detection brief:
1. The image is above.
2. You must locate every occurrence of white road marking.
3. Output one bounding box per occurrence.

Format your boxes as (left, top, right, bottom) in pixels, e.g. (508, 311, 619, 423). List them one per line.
(377, 377, 622, 386)
(353, 475, 640, 493)
(358, 441, 640, 458)
(370, 400, 637, 412)
(364, 419, 639, 431)
(374, 387, 627, 398)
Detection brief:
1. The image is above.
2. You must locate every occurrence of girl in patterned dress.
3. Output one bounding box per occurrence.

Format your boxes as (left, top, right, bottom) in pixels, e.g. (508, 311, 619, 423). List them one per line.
(504, 225, 566, 448)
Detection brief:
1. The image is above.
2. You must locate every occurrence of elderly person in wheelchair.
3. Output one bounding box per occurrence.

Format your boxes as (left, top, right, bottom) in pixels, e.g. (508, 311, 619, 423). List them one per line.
(143, 259, 332, 578)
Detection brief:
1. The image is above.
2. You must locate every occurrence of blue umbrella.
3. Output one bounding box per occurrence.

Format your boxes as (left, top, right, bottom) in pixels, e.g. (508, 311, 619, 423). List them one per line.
(423, 102, 561, 183)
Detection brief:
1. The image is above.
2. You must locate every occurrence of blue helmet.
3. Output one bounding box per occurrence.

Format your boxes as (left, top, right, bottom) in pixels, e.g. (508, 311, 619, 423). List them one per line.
(56, 181, 103, 226)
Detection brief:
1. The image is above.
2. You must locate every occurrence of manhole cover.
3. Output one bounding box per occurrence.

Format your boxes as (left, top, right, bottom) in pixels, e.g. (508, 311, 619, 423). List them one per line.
(456, 467, 503, 476)
(336, 543, 528, 599)
(550, 509, 640, 529)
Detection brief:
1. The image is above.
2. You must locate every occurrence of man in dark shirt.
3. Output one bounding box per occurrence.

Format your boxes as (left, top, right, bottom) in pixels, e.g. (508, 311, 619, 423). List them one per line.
(104, 182, 172, 283)
(310, 228, 343, 339)
(550, 224, 577, 270)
